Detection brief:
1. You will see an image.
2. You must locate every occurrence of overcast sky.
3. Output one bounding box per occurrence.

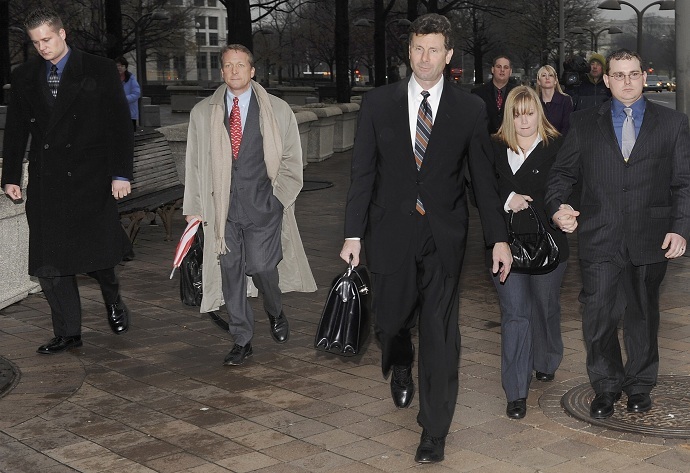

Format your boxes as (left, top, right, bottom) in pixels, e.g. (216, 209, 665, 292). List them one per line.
(596, 0, 675, 21)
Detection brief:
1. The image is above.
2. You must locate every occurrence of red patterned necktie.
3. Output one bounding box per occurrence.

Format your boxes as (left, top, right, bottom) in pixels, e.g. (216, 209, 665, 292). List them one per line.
(496, 88, 503, 110)
(229, 96, 242, 159)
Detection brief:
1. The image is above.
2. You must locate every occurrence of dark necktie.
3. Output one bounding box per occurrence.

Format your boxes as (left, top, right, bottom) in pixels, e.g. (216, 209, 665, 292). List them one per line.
(414, 90, 432, 215)
(48, 64, 59, 98)
(229, 96, 242, 159)
(621, 107, 635, 161)
(496, 88, 503, 110)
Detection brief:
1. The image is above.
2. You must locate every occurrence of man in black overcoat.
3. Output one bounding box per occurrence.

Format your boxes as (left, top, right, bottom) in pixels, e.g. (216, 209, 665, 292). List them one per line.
(1, 8, 134, 354)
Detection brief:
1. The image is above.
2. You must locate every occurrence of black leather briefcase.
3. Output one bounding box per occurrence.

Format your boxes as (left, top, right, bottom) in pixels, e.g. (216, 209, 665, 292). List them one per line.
(314, 264, 371, 356)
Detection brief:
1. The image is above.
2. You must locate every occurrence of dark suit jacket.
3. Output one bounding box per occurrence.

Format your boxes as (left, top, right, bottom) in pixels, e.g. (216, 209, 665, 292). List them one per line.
(488, 137, 569, 267)
(1, 49, 133, 276)
(545, 99, 690, 266)
(345, 80, 508, 276)
(471, 81, 517, 134)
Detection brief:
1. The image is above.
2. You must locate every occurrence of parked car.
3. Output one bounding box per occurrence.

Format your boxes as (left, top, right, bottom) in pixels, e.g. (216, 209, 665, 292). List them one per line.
(669, 77, 676, 92)
(644, 74, 664, 92)
(657, 75, 672, 91)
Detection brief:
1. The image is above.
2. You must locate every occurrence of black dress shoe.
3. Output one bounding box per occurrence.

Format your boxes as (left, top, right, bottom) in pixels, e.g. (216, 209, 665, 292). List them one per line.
(590, 391, 622, 419)
(506, 398, 527, 419)
(37, 336, 83, 354)
(390, 364, 414, 408)
(106, 297, 130, 334)
(267, 311, 290, 343)
(535, 371, 555, 382)
(627, 393, 652, 413)
(223, 343, 253, 366)
(414, 429, 445, 463)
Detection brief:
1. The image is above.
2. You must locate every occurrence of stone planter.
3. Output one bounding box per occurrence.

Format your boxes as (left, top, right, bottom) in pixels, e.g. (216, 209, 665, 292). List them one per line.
(0, 161, 40, 310)
(332, 103, 360, 152)
(302, 104, 342, 162)
(157, 123, 189, 183)
(294, 110, 318, 169)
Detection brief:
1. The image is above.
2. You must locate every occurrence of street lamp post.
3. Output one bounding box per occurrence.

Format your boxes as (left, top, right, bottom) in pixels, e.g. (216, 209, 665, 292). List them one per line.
(598, 0, 675, 56)
(195, 22, 202, 82)
(569, 26, 623, 52)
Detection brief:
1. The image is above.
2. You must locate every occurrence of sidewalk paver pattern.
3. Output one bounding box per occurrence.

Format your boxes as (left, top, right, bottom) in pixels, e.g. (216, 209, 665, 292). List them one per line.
(2, 130, 690, 472)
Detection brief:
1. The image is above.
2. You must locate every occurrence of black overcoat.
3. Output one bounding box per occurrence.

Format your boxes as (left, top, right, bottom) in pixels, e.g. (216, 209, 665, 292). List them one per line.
(1, 48, 133, 276)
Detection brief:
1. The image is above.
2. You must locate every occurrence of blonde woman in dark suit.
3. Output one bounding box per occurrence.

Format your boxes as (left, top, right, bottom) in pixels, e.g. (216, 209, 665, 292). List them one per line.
(490, 86, 568, 419)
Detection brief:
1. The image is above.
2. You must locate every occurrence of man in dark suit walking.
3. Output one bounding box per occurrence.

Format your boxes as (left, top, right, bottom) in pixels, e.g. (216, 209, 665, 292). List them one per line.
(1, 8, 133, 354)
(546, 49, 690, 419)
(472, 55, 517, 134)
(340, 14, 512, 464)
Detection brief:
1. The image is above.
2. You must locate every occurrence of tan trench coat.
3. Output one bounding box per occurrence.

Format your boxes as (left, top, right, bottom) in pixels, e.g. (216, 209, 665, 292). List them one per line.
(183, 80, 316, 313)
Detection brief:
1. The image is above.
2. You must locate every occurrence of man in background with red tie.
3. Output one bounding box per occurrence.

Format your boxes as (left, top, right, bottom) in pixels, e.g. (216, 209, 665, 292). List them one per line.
(472, 55, 516, 134)
(184, 44, 315, 366)
(2, 8, 133, 354)
(340, 14, 512, 464)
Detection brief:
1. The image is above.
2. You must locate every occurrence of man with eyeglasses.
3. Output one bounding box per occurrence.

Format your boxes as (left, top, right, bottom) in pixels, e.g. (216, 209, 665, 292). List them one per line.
(545, 49, 690, 419)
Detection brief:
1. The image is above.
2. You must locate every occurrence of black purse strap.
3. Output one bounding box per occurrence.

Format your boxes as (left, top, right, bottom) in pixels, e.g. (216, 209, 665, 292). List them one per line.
(509, 203, 548, 235)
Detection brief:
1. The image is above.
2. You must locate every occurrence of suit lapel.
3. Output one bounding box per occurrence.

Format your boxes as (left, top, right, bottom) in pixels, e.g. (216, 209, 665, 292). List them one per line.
(422, 83, 453, 168)
(630, 99, 658, 160)
(391, 80, 416, 169)
(596, 101, 624, 160)
(47, 49, 84, 134)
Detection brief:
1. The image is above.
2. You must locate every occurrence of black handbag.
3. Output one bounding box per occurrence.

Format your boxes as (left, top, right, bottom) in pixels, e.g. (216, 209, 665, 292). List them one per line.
(180, 226, 204, 306)
(314, 263, 371, 356)
(509, 204, 560, 274)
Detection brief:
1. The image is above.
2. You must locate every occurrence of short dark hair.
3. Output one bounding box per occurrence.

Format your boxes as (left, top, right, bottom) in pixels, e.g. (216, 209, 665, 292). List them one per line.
(605, 49, 643, 74)
(408, 13, 453, 50)
(24, 8, 63, 32)
(219, 44, 254, 67)
(115, 56, 129, 68)
(493, 55, 512, 68)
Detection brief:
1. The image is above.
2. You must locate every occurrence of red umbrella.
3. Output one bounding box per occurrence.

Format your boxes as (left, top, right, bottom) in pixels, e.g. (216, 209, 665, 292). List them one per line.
(170, 217, 201, 279)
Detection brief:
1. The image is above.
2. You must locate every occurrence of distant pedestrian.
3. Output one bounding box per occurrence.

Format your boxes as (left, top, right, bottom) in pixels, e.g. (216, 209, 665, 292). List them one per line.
(115, 56, 141, 131)
(568, 53, 611, 111)
(536, 65, 573, 134)
(472, 55, 517, 134)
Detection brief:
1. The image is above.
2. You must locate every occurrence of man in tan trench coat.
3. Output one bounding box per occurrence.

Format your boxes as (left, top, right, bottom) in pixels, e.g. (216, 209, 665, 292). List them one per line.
(184, 44, 316, 365)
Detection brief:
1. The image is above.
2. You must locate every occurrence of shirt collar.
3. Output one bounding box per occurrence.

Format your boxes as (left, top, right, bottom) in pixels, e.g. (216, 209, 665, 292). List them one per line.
(611, 96, 646, 118)
(408, 75, 444, 103)
(48, 47, 71, 74)
(226, 85, 252, 108)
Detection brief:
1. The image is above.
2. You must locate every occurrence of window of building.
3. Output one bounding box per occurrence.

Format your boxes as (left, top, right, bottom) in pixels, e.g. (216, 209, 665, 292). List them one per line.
(198, 53, 207, 70)
(196, 32, 206, 46)
(194, 0, 205, 6)
(195, 16, 205, 29)
(169, 0, 183, 5)
(210, 54, 219, 71)
(208, 17, 218, 30)
(209, 33, 218, 46)
(208, 0, 217, 6)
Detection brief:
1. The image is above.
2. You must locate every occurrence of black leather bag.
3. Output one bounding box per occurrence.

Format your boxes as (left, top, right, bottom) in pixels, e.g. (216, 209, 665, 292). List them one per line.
(180, 227, 204, 306)
(314, 264, 371, 356)
(509, 204, 560, 274)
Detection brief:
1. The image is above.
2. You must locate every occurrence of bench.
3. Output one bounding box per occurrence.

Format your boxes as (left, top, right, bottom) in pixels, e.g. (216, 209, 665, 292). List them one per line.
(118, 130, 184, 242)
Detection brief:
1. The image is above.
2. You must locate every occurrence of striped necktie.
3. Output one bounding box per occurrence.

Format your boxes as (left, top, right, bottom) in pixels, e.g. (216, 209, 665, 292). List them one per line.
(414, 90, 432, 215)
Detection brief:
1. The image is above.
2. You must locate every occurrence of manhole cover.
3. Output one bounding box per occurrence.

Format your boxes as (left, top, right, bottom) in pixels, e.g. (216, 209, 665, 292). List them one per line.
(0, 356, 19, 398)
(562, 375, 690, 439)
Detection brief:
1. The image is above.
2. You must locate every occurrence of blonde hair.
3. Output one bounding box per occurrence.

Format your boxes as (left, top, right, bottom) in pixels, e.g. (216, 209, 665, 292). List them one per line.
(494, 86, 560, 153)
(536, 65, 565, 96)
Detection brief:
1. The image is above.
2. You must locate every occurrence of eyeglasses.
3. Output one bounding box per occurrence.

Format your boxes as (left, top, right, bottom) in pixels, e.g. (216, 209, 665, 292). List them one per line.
(608, 71, 643, 81)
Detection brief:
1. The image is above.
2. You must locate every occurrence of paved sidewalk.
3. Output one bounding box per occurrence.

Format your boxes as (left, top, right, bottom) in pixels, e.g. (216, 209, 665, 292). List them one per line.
(2, 143, 690, 471)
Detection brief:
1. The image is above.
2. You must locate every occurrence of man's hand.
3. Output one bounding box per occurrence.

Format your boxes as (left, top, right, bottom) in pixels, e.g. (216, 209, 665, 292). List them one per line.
(508, 193, 533, 213)
(185, 215, 202, 223)
(3, 184, 22, 201)
(340, 240, 361, 267)
(662, 233, 687, 259)
(112, 180, 131, 200)
(552, 204, 579, 233)
(492, 241, 512, 283)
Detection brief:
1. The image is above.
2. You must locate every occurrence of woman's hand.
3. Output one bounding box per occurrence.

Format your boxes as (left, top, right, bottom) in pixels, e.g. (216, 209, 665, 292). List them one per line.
(508, 193, 533, 213)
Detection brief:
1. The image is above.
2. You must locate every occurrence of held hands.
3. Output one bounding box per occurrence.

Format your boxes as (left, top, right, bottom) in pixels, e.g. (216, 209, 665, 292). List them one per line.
(3, 184, 22, 201)
(112, 180, 131, 200)
(662, 233, 687, 259)
(508, 194, 533, 213)
(492, 242, 512, 283)
(340, 240, 361, 267)
(553, 204, 579, 233)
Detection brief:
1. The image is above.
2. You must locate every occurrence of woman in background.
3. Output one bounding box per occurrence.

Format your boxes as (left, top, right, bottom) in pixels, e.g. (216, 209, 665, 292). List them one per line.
(115, 56, 141, 131)
(489, 86, 569, 419)
(536, 65, 573, 135)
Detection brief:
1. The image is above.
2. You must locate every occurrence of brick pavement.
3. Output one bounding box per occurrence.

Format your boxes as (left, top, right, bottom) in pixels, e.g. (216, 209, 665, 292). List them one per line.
(2, 138, 690, 472)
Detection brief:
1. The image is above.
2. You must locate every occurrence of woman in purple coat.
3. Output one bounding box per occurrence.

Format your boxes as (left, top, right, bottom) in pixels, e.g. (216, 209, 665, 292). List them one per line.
(536, 65, 573, 135)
